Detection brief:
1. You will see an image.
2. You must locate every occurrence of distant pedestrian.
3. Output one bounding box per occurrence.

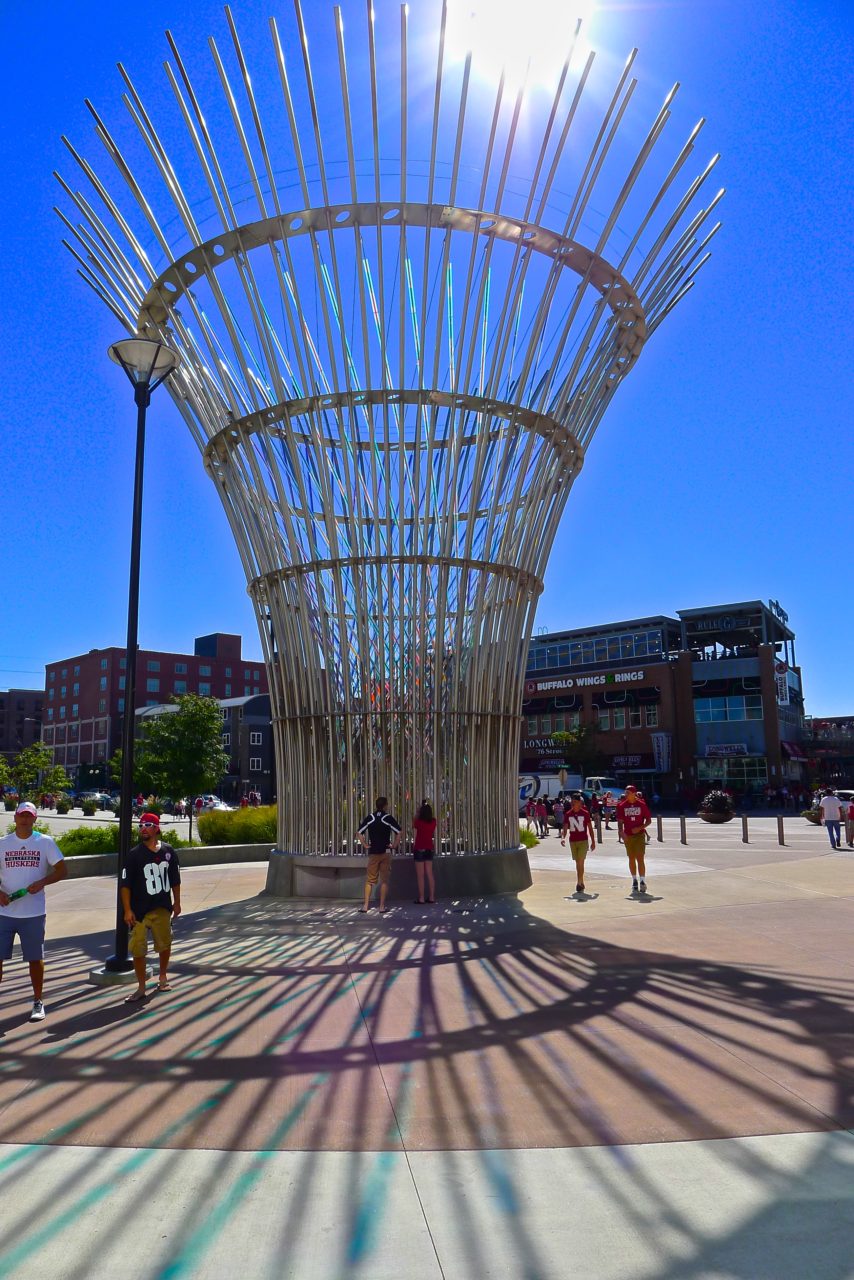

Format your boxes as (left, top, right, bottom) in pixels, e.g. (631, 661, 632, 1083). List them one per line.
(844, 798, 854, 849)
(412, 800, 437, 904)
(357, 797, 401, 913)
(818, 789, 843, 850)
(524, 799, 536, 831)
(121, 812, 182, 1003)
(553, 799, 564, 836)
(0, 802, 68, 1022)
(616, 784, 652, 895)
(562, 793, 596, 895)
(240, 794, 249, 809)
(535, 799, 548, 837)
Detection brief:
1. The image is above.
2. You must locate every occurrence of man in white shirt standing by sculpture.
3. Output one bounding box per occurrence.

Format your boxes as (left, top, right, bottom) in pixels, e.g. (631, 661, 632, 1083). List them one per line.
(0, 801, 67, 1021)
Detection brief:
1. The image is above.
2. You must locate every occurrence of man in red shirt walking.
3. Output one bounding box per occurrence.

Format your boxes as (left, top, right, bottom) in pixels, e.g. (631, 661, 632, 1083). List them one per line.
(616, 783, 652, 895)
(562, 793, 596, 895)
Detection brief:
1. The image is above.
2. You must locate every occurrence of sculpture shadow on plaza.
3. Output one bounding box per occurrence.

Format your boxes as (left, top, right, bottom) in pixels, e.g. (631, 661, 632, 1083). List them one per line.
(0, 893, 851, 1278)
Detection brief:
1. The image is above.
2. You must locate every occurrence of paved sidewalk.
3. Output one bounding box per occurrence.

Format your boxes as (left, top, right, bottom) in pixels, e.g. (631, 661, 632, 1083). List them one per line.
(0, 821, 851, 1278)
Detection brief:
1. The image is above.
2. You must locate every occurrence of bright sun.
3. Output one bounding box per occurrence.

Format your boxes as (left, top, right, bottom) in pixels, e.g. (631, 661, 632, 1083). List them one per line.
(444, 0, 597, 91)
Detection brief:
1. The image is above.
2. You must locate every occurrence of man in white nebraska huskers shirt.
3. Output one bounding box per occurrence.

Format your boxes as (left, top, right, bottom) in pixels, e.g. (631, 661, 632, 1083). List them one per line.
(0, 802, 67, 1021)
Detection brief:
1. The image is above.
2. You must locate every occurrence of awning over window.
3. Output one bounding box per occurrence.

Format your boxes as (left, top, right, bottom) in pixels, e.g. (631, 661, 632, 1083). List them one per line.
(781, 740, 807, 759)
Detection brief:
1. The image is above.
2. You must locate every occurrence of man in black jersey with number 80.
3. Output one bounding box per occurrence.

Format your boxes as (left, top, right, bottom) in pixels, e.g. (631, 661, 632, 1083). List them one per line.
(120, 812, 182, 1004)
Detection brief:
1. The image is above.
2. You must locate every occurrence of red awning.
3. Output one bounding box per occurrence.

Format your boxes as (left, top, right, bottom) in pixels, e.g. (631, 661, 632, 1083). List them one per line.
(781, 740, 807, 759)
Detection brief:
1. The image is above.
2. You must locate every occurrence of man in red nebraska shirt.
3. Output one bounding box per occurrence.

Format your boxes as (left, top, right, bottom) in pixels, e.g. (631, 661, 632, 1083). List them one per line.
(616, 783, 652, 895)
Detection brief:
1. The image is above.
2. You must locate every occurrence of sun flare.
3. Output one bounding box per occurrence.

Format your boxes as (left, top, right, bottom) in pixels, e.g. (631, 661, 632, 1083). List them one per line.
(445, 0, 597, 91)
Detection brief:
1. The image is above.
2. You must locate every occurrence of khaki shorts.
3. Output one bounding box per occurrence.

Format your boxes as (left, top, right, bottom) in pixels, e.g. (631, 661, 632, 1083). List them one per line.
(623, 832, 647, 858)
(129, 907, 173, 957)
(568, 840, 589, 860)
(366, 852, 391, 886)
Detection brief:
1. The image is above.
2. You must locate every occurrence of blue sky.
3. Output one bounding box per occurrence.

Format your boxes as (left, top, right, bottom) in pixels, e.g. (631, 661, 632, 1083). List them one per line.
(0, 0, 850, 713)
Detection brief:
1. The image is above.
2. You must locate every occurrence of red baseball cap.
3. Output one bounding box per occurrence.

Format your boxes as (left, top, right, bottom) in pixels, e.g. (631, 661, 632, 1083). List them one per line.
(139, 812, 161, 827)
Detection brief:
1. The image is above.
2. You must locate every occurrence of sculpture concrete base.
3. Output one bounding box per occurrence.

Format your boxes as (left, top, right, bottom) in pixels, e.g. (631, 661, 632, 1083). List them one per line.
(264, 848, 532, 901)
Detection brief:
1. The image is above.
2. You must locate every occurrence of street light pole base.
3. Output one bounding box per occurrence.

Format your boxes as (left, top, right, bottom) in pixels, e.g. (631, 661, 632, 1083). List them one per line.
(89, 964, 151, 987)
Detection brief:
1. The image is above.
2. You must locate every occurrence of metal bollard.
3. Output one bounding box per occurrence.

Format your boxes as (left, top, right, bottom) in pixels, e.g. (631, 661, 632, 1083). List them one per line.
(680, 814, 687, 845)
(595, 814, 603, 842)
(741, 815, 749, 843)
(777, 814, 785, 846)
(656, 815, 663, 842)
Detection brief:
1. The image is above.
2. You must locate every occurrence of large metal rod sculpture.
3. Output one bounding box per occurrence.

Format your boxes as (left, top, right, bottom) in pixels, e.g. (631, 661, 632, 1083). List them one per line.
(58, 3, 722, 859)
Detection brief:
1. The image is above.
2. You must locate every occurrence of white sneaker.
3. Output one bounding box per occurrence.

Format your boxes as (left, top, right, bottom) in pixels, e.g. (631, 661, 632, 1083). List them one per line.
(30, 1000, 45, 1022)
(639, 878, 647, 894)
(631, 879, 639, 894)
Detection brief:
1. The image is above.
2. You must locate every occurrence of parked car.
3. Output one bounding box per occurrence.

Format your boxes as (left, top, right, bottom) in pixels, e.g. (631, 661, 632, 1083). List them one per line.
(195, 795, 233, 812)
(76, 791, 113, 810)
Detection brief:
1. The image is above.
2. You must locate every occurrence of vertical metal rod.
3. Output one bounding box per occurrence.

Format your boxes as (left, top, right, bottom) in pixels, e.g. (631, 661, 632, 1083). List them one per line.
(777, 815, 785, 846)
(106, 383, 149, 972)
(656, 814, 663, 842)
(742, 814, 749, 843)
(680, 814, 687, 845)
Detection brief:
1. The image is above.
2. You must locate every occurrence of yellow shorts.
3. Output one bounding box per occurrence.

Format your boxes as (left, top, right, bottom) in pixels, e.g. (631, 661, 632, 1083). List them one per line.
(623, 832, 647, 858)
(568, 840, 589, 860)
(366, 852, 392, 886)
(129, 907, 173, 957)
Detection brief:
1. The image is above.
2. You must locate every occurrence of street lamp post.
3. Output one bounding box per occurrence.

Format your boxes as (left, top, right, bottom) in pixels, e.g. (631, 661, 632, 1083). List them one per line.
(95, 337, 180, 981)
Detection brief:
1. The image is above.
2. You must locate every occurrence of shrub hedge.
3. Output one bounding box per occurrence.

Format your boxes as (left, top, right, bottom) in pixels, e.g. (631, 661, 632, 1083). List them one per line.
(518, 825, 539, 848)
(197, 805, 276, 846)
(54, 825, 191, 857)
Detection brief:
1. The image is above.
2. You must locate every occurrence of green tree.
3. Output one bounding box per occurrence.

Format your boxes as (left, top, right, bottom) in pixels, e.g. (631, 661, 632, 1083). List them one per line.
(41, 765, 72, 796)
(0, 756, 10, 793)
(109, 750, 123, 789)
(135, 694, 230, 841)
(551, 722, 603, 782)
(11, 743, 53, 798)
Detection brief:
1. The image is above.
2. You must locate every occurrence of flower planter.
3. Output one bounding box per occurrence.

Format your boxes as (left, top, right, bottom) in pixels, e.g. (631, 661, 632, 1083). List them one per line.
(697, 810, 735, 823)
(802, 812, 821, 825)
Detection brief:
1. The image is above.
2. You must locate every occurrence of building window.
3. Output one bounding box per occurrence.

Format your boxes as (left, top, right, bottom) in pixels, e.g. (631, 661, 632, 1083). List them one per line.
(199, 682, 211, 696)
(697, 757, 768, 789)
(119, 677, 126, 691)
(222, 733, 231, 747)
(120, 657, 127, 670)
(244, 669, 250, 679)
(244, 685, 250, 696)
(174, 681, 187, 694)
(118, 699, 125, 713)
(526, 717, 537, 735)
(60, 706, 66, 719)
(249, 731, 262, 745)
(147, 660, 160, 672)
(175, 662, 187, 674)
(253, 670, 260, 681)
(49, 671, 55, 682)
(253, 686, 260, 695)
(47, 708, 54, 722)
(553, 715, 564, 733)
(72, 704, 79, 717)
(146, 699, 158, 707)
(48, 688, 54, 701)
(73, 682, 79, 695)
(598, 709, 610, 732)
(99, 699, 107, 714)
(100, 658, 108, 670)
(225, 667, 232, 677)
(645, 705, 659, 727)
(74, 665, 80, 676)
(694, 695, 763, 723)
(146, 679, 160, 693)
(567, 711, 581, 730)
(225, 684, 232, 697)
(61, 668, 67, 677)
(629, 709, 642, 729)
(199, 665, 212, 677)
(99, 677, 107, 691)
(222, 709, 230, 721)
(61, 685, 67, 697)
(613, 708, 626, 731)
(540, 716, 551, 735)
(249, 757, 261, 773)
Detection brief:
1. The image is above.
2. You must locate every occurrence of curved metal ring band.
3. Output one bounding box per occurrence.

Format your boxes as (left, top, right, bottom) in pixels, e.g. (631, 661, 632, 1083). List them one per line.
(248, 554, 544, 597)
(140, 200, 647, 347)
(203, 388, 585, 468)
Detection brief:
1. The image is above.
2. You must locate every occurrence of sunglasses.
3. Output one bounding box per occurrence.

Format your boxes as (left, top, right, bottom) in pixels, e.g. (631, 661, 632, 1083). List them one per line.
(139, 822, 158, 829)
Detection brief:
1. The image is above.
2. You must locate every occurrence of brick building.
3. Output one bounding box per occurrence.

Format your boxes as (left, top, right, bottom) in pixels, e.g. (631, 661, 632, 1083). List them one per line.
(523, 600, 807, 803)
(0, 689, 44, 765)
(42, 633, 267, 785)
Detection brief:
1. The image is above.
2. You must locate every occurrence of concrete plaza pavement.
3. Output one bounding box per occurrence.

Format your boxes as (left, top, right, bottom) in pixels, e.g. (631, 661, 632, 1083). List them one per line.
(0, 819, 852, 1277)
